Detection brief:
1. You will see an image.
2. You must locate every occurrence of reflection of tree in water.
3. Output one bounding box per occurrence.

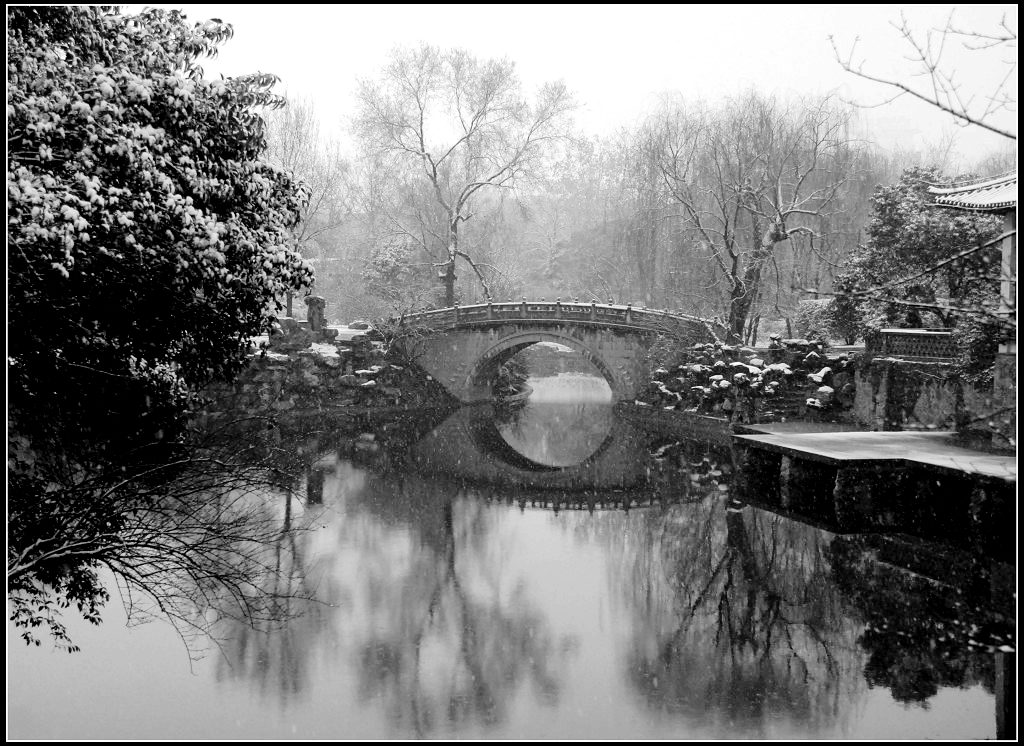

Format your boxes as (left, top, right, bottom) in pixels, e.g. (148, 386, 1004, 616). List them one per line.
(212, 485, 333, 704)
(201, 407, 503, 709)
(572, 447, 864, 737)
(598, 436, 1012, 734)
(829, 536, 1013, 705)
(195, 415, 344, 703)
(344, 476, 571, 736)
(634, 502, 863, 735)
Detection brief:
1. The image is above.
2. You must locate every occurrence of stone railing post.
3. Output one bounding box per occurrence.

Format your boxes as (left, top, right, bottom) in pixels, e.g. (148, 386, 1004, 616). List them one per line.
(304, 295, 326, 332)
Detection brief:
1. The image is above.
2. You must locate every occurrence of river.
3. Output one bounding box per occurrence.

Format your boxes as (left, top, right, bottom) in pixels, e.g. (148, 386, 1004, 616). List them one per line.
(6, 374, 1015, 740)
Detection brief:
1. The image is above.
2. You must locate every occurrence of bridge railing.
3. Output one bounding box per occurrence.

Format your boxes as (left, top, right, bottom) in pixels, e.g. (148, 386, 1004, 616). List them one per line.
(392, 301, 721, 336)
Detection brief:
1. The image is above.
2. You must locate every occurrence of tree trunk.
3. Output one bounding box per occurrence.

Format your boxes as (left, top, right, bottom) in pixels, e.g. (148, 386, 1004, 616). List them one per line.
(728, 225, 784, 341)
(728, 285, 749, 342)
(444, 221, 458, 307)
(444, 260, 456, 306)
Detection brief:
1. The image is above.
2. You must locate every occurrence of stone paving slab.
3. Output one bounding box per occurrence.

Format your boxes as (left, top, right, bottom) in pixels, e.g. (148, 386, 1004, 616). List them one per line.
(733, 430, 1017, 482)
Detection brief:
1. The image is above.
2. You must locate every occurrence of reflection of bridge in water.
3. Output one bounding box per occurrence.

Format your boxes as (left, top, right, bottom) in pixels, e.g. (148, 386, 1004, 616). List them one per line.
(396, 301, 720, 402)
(449, 483, 670, 513)
(406, 404, 670, 507)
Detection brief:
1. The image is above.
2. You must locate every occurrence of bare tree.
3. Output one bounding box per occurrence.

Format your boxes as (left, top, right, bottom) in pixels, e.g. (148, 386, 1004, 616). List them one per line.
(656, 93, 858, 342)
(831, 10, 1017, 141)
(265, 98, 351, 314)
(355, 44, 575, 306)
(8, 418, 319, 654)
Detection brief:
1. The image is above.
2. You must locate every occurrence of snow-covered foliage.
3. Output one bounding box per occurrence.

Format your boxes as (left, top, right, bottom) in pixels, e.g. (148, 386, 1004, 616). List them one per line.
(641, 339, 856, 422)
(8, 6, 313, 451)
(7, 6, 314, 647)
(832, 167, 1000, 336)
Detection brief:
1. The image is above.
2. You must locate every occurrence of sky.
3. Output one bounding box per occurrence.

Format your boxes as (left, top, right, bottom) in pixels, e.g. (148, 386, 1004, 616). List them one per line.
(143, 4, 1016, 167)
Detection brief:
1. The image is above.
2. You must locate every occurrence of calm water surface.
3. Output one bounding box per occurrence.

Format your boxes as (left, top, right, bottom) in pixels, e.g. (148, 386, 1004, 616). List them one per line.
(7, 374, 1014, 739)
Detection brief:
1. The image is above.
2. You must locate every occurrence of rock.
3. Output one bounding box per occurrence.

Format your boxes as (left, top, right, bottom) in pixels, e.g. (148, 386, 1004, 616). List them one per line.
(339, 374, 361, 387)
(274, 317, 301, 335)
(807, 366, 833, 386)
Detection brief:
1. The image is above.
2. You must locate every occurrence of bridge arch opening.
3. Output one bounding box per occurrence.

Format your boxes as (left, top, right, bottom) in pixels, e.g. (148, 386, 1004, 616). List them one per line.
(468, 332, 623, 401)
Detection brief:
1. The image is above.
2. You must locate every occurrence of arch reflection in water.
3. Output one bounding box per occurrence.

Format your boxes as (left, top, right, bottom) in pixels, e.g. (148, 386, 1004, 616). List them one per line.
(495, 374, 614, 468)
(410, 400, 651, 493)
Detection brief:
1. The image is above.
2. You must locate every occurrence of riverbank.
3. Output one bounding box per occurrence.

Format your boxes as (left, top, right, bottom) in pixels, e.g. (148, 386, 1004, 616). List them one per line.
(203, 338, 458, 416)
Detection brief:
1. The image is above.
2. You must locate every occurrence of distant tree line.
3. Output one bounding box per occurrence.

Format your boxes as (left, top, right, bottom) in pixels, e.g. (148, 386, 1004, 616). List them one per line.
(280, 46, 1013, 349)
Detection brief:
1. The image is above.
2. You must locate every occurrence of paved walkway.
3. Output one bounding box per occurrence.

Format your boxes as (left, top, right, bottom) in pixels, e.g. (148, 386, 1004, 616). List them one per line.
(734, 426, 1016, 482)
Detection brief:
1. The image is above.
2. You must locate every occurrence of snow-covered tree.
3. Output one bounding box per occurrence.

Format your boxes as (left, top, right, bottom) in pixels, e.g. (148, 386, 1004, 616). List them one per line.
(8, 6, 313, 448)
(354, 44, 574, 306)
(832, 167, 1001, 335)
(7, 6, 313, 644)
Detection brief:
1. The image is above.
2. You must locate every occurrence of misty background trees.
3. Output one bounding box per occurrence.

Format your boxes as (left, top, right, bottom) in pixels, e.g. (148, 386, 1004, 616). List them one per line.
(280, 40, 1013, 342)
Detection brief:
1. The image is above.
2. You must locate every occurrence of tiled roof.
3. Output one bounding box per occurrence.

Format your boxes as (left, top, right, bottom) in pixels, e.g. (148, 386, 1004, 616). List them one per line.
(929, 173, 1016, 211)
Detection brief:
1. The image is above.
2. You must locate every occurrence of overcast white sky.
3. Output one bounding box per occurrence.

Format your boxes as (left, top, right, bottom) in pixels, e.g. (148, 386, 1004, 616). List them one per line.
(150, 4, 1015, 166)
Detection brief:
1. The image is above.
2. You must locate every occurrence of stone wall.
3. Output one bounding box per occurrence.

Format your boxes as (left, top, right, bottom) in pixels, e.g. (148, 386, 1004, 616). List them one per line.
(992, 352, 1017, 448)
(203, 345, 457, 416)
(853, 356, 1014, 451)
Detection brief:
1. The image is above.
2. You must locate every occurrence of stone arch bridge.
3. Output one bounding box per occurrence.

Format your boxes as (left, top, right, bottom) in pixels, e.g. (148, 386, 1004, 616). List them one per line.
(393, 301, 720, 402)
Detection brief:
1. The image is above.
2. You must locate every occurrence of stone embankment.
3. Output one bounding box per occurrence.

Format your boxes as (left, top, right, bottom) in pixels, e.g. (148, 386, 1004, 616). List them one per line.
(202, 317, 456, 415)
(637, 336, 857, 425)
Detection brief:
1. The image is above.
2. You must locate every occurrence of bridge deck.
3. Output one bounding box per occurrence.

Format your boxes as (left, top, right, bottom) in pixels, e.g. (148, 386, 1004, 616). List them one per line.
(396, 301, 719, 335)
